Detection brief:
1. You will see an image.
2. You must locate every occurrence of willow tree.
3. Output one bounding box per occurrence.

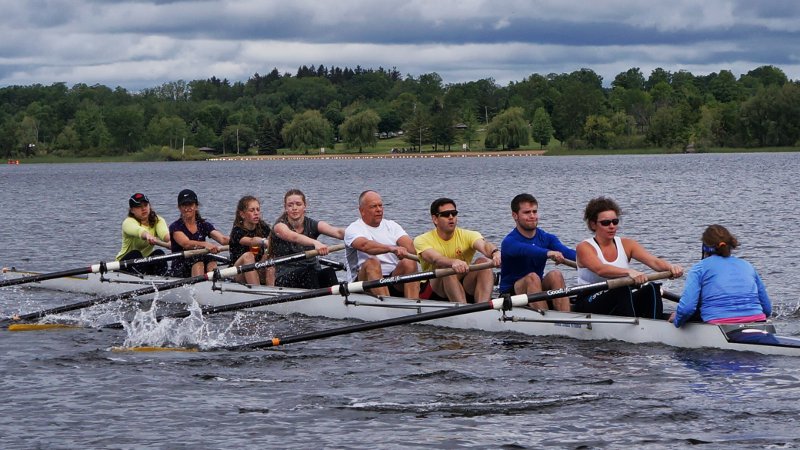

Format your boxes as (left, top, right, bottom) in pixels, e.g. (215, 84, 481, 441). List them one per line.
(339, 109, 380, 152)
(484, 107, 529, 150)
(281, 110, 333, 154)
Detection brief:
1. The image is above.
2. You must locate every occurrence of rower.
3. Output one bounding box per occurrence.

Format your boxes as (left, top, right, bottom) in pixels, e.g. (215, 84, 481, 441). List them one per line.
(498, 193, 576, 311)
(414, 197, 501, 304)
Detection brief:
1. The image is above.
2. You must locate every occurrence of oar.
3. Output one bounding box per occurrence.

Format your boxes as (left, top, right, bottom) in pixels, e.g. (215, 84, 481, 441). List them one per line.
(562, 259, 682, 302)
(0, 247, 227, 288)
(219, 271, 674, 351)
(662, 289, 681, 302)
(1, 245, 343, 328)
(106, 261, 496, 328)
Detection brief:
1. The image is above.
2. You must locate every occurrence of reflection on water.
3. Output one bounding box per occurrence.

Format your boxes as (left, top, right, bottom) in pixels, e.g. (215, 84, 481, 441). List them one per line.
(2, 153, 800, 447)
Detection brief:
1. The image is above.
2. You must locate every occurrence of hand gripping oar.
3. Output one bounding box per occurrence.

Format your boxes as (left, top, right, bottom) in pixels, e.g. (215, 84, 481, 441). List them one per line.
(1, 245, 342, 328)
(110, 261, 496, 329)
(0, 246, 228, 288)
(219, 271, 674, 351)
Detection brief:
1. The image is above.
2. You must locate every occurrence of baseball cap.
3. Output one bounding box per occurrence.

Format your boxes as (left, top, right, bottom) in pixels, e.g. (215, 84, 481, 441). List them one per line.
(177, 189, 199, 205)
(129, 192, 150, 208)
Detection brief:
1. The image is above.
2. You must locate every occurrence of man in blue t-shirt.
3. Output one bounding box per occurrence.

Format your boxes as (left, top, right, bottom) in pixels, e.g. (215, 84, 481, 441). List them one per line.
(499, 193, 576, 311)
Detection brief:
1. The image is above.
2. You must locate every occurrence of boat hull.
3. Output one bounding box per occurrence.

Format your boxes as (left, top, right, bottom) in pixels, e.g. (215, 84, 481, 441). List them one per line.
(4, 269, 800, 356)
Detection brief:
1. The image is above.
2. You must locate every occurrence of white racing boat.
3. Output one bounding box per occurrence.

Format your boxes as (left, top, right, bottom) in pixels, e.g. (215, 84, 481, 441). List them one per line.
(3, 269, 800, 356)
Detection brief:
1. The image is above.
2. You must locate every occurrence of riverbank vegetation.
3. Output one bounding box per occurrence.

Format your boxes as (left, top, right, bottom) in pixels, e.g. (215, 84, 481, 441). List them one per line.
(2, 64, 799, 161)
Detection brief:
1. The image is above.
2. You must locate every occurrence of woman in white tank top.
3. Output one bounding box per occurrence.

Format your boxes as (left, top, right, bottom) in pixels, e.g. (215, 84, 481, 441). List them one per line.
(574, 197, 684, 318)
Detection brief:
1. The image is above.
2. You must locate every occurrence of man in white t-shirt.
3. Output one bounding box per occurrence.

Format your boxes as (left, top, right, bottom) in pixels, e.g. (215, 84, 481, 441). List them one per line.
(344, 190, 420, 298)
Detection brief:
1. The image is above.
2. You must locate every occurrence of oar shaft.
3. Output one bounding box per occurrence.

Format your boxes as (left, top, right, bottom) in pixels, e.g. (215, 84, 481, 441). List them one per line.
(101, 246, 346, 328)
(510, 271, 673, 305)
(222, 270, 675, 351)
(0, 246, 229, 288)
(0, 266, 93, 288)
(225, 297, 513, 350)
(146, 261, 495, 324)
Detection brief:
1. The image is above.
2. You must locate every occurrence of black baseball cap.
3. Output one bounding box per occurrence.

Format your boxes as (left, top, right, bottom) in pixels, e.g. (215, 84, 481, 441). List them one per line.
(129, 192, 150, 208)
(177, 189, 198, 205)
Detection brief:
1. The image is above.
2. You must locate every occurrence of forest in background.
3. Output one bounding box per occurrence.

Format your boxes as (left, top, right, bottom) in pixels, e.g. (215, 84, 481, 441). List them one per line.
(1, 64, 799, 160)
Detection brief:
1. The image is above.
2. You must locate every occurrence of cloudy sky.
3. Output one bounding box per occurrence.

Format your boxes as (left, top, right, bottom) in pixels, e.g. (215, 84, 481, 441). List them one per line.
(2, 0, 799, 91)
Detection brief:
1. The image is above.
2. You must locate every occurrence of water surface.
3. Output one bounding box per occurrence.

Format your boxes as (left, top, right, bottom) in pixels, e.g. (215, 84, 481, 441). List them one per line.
(1, 153, 800, 448)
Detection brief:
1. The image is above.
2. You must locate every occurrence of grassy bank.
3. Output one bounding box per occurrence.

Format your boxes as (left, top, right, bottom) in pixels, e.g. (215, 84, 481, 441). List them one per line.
(10, 140, 799, 163)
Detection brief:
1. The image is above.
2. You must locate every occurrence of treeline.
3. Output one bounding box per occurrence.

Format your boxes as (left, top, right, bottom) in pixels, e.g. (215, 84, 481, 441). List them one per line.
(1, 64, 799, 159)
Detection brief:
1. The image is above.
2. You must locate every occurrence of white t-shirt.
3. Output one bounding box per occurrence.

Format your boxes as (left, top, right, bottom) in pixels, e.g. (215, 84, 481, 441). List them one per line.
(344, 218, 408, 280)
(576, 236, 629, 284)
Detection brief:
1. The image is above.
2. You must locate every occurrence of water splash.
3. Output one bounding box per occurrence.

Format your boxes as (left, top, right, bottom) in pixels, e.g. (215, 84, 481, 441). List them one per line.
(119, 290, 240, 349)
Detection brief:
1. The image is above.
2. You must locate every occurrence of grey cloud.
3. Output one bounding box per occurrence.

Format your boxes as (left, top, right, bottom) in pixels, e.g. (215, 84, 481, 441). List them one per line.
(1, 0, 800, 90)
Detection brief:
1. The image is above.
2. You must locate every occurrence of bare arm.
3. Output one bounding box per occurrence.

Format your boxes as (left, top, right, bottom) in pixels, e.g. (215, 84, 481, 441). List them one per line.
(274, 222, 330, 255)
(419, 247, 468, 272)
(317, 221, 345, 240)
(625, 237, 683, 278)
(472, 238, 501, 267)
(351, 236, 410, 259)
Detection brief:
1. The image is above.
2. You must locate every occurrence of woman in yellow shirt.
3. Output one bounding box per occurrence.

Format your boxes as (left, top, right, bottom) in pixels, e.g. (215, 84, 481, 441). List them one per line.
(115, 192, 171, 275)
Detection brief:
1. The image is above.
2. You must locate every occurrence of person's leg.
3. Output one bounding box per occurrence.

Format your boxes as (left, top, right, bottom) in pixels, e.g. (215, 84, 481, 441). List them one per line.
(430, 274, 467, 303)
(513, 272, 545, 309)
(575, 287, 636, 316)
(542, 270, 569, 311)
(358, 258, 388, 296)
(234, 252, 259, 285)
(631, 282, 663, 319)
(461, 257, 493, 303)
(391, 258, 420, 299)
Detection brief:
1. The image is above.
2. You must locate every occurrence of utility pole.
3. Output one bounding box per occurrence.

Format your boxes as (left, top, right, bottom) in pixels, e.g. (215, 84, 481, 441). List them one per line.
(236, 128, 240, 155)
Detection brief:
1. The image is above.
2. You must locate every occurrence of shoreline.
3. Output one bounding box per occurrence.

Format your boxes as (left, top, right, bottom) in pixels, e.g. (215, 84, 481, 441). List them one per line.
(206, 150, 547, 161)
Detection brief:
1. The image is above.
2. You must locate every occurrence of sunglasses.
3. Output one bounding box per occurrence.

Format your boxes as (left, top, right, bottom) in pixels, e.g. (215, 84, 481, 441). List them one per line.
(436, 210, 459, 218)
(597, 218, 620, 226)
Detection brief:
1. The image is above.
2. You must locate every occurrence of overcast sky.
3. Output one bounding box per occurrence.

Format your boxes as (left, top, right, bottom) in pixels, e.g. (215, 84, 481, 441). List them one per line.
(2, 0, 799, 91)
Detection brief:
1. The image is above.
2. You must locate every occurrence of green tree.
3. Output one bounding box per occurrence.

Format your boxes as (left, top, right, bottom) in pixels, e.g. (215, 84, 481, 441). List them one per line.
(54, 125, 81, 153)
(105, 104, 145, 153)
(222, 124, 255, 154)
(484, 107, 529, 150)
(282, 110, 333, 154)
(583, 115, 614, 149)
(550, 69, 606, 143)
(340, 109, 380, 152)
(530, 107, 554, 148)
(647, 105, 690, 147)
(256, 115, 283, 155)
(457, 109, 480, 150)
(403, 106, 431, 151)
(73, 101, 112, 154)
(612, 67, 646, 91)
(147, 115, 187, 149)
(429, 98, 457, 151)
(707, 70, 743, 103)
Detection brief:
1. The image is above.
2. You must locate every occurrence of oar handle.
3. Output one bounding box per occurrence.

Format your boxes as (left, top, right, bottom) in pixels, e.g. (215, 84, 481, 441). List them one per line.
(183, 245, 229, 257)
(606, 271, 674, 289)
(354, 261, 495, 293)
(561, 259, 578, 269)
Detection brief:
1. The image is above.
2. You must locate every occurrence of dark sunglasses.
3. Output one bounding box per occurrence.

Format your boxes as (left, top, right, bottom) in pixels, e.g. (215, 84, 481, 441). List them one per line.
(597, 218, 620, 226)
(436, 210, 459, 218)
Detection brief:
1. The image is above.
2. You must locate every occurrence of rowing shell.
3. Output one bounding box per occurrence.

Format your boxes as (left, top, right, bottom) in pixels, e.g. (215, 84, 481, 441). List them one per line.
(4, 269, 800, 356)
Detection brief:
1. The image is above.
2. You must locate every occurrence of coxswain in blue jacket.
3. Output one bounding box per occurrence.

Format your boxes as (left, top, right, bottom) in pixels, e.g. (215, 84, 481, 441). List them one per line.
(671, 224, 771, 327)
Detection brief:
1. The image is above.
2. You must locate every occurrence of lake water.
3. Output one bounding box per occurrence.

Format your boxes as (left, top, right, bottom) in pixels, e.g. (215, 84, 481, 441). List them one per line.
(2, 153, 800, 448)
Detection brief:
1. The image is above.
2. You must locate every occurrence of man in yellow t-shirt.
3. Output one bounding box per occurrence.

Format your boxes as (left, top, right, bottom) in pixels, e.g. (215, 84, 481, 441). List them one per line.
(414, 198, 501, 303)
